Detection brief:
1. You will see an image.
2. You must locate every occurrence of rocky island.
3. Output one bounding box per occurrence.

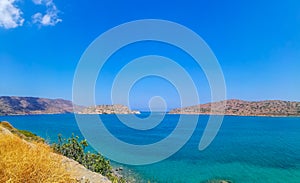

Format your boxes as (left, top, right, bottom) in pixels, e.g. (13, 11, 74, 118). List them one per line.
(169, 99, 300, 116)
(77, 104, 140, 114)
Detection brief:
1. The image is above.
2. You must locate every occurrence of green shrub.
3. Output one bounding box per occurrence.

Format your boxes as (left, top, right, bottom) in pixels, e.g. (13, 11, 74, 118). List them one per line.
(18, 129, 44, 142)
(52, 134, 126, 183)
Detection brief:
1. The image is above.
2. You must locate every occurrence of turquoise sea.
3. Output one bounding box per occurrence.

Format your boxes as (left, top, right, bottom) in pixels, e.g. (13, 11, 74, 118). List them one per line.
(1, 114, 300, 183)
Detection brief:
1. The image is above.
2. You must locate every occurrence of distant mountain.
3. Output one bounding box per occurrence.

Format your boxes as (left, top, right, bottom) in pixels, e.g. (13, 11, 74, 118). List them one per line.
(0, 96, 140, 116)
(77, 104, 140, 114)
(169, 99, 300, 116)
(0, 96, 75, 115)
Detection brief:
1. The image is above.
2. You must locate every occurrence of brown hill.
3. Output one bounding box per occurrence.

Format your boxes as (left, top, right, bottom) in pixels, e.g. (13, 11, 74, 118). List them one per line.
(169, 99, 300, 116)
(0, 96, 75, 115)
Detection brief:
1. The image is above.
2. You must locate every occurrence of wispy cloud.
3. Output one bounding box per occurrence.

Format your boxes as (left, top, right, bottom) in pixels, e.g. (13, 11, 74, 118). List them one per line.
(0, 0, 61, 29)
(31, 0, 62, 26)
(0, 0, 24, 29)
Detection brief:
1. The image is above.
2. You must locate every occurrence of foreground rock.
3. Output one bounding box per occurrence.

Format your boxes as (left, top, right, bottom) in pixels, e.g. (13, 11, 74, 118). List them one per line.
(202, 179, 232, 183)
(62, 157, 111, 183)
(169, 99, 300, 116)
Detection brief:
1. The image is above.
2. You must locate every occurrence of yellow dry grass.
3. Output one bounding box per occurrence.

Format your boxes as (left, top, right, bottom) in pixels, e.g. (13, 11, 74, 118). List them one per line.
(0, 130, 76, 183)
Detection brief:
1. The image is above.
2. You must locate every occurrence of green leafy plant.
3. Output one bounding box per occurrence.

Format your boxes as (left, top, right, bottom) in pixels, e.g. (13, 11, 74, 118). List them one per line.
(52, 134, 126, 183)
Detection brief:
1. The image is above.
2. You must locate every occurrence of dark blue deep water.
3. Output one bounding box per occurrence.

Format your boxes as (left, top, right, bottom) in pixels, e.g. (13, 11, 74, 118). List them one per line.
(1, 114, 300, 183)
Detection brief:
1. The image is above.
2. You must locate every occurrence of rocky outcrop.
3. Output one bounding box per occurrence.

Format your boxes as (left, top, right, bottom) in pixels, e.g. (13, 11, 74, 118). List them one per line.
(0, 96, 77, 115)
(62, 157, 111, 183)
(77, 104, 140, 114)
(169, 99, 300, 116)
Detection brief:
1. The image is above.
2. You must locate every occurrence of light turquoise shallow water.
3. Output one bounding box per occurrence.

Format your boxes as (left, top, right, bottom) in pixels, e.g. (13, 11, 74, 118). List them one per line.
(1, 114, 299, 183)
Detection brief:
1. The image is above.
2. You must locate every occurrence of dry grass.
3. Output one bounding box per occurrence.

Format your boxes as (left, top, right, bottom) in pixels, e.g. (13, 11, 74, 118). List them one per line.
(0, 121, 15, 131)
(0, 129, 77, 183)
(0, 121, 44, 142)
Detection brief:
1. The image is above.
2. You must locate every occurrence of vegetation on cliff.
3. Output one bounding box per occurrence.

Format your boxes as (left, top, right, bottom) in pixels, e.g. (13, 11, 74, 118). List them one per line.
(0, 121, 44, 142)
(52, 134, 126, 183)
(0, 121, 116, 183)
(0, 122, 76, 183)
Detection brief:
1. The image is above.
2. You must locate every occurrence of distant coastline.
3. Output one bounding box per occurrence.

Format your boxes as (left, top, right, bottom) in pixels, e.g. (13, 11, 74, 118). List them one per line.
(0, 96, 75, 116)
(0, 96, 139, 116)
(169, 99, 300, 117)
(1, 96, 300, 117)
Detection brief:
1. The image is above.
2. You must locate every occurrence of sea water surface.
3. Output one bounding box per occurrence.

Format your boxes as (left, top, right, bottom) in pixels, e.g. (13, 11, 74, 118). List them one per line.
(0, 114, 300, 183)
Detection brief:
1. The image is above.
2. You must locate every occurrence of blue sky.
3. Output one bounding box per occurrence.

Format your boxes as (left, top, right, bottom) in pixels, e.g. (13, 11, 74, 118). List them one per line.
(0, 0, 300, 110)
